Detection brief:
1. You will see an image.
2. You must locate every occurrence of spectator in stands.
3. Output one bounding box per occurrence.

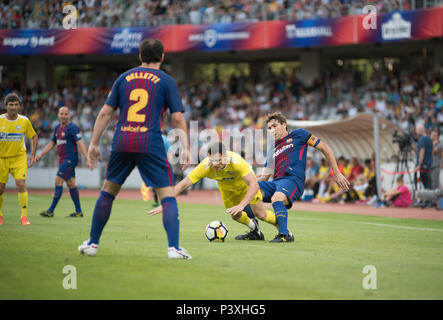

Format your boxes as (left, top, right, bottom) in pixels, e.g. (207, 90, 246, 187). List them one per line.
(348, 157, 364, 183)
(189, 5, 202, 24)
(1, 0, 442, 30)
(354, 158, 372, 202)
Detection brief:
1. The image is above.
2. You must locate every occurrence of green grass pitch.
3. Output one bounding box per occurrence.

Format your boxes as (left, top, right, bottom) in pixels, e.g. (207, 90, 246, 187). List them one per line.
(1, 193, 443, 300)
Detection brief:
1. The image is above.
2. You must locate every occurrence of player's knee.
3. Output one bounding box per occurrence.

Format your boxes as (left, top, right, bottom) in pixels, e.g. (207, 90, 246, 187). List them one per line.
(271, 192, 287, 203)
(15, 180, 26, 192)
(55, 176, 64, 186)
(0, 184, 5, 194)
(231, 212, 240, 220)
(66, 180, 76, 189)
(251, 207, 266, 220)
(102, 180, 121, 197)
(256, 212, 267, 221)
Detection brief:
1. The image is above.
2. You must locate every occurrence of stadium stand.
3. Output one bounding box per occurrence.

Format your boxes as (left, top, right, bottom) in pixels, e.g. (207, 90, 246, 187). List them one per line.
(1, 0, 442, 29)
(1, 61, 441, 169)
(0, 1, 442, 206)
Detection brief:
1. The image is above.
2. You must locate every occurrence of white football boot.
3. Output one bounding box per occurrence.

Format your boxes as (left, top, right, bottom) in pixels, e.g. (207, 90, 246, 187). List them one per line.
(167, 247, 192, 260)
(78, 239, 98, 256)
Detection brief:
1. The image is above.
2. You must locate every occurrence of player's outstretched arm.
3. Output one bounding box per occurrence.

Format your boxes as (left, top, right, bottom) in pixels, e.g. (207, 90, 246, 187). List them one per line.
(315, 141, 350, 191)
(35, 140, 55, 163)
(147, 177, 194, 215)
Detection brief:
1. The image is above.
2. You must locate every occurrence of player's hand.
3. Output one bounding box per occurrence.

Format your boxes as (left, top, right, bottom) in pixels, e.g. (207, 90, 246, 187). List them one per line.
(85, 157, 93, 170)
(334, 172, 351, 191)
(35, 154, 41, 163)
(226, 204, 245, 217)
(148, 206, 163, 216)
(180, 150, 190, 171)
(29, 155, 36, 168)
(88, 144, 101, 168)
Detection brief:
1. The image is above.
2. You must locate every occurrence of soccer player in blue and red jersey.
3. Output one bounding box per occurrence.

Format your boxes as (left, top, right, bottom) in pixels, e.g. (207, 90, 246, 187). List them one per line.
(258, 112, 350, 242)
(37, 107, 90, 218)
(78, 39, 191, 259)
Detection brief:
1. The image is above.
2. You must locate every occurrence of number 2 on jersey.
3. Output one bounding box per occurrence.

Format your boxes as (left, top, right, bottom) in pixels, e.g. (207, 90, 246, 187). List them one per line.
(128, 89, 148, 122)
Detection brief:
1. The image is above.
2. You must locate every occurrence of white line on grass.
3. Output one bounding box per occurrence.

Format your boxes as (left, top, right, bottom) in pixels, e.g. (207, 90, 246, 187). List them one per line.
(296, 217, 443, 233)
(355, 222, 443, 233)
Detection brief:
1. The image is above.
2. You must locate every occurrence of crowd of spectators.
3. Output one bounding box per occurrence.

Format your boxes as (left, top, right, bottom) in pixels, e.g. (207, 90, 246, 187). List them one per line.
(2, 61, 442, 148)
(0, 0, 438, 29)
(1, 60, 442, 207)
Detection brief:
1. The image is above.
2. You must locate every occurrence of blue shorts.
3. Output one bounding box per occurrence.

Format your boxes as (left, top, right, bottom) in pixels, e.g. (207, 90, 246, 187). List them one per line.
(259, 178, 303, 209)
(106, 151, 175, 188)
(57, 159, 78, 181)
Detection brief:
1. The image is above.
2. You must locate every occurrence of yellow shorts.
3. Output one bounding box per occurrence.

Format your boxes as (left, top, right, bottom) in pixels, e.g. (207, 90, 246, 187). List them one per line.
(220, 187, 263, 209)
(0, 153, 28, 184)
(332, 183, 340, 193)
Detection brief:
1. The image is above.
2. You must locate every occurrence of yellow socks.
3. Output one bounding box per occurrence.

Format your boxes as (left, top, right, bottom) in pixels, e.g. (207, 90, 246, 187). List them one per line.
(18, 192, 28, 217)
(235, 211, 256, 230)
(236, 209, 279, 230)
(264, 210, 278, 228)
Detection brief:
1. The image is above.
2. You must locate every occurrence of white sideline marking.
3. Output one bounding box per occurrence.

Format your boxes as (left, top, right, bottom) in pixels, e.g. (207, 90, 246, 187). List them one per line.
(297, 217, 443, 233)
(357, 222, 443, 233)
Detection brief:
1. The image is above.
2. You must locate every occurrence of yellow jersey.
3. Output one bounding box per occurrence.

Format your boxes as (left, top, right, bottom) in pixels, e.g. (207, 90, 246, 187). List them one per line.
(363, 167, 375, 179)
(343, 164, 352, 178)
(188, 151, 253, 192)
(0, 113, 36, 158)
(318, 165, 328, 179)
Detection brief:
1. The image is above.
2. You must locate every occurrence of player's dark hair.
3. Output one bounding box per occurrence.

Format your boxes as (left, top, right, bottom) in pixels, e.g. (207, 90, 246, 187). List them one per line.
(4, 93, 21, 106)
(265, 112, 287, 125)
(396, 175, 404, 183)
(139, 39, 164, 64)
(207, 142, 227, 156)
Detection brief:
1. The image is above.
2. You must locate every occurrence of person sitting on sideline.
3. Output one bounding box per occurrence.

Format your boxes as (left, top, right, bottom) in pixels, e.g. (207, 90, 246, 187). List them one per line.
(377, 175, 412, 208)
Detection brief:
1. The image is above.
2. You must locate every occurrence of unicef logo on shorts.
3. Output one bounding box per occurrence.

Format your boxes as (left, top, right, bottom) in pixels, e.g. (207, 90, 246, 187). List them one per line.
(204, 29, 217, 48)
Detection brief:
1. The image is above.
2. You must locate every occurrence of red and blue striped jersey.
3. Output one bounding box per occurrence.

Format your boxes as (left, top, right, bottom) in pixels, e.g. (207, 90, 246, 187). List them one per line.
(266, 128, 320, 180)
(51, 122, 82, 164)
(105, 66, 184, 154)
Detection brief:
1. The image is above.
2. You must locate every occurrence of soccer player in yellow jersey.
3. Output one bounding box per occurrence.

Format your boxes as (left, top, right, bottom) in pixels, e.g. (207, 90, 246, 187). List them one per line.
(0, 93, 38, 225)
(149, 142, 279, 240)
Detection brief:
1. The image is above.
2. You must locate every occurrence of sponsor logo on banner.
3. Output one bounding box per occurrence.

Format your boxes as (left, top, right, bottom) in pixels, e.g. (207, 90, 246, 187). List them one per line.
(285, 24, 333, 39)
(111, 28, 143, 53)
(381, 13, 411, 40)
(188, 29, 250, 48)
(3, 36, 55, 48)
